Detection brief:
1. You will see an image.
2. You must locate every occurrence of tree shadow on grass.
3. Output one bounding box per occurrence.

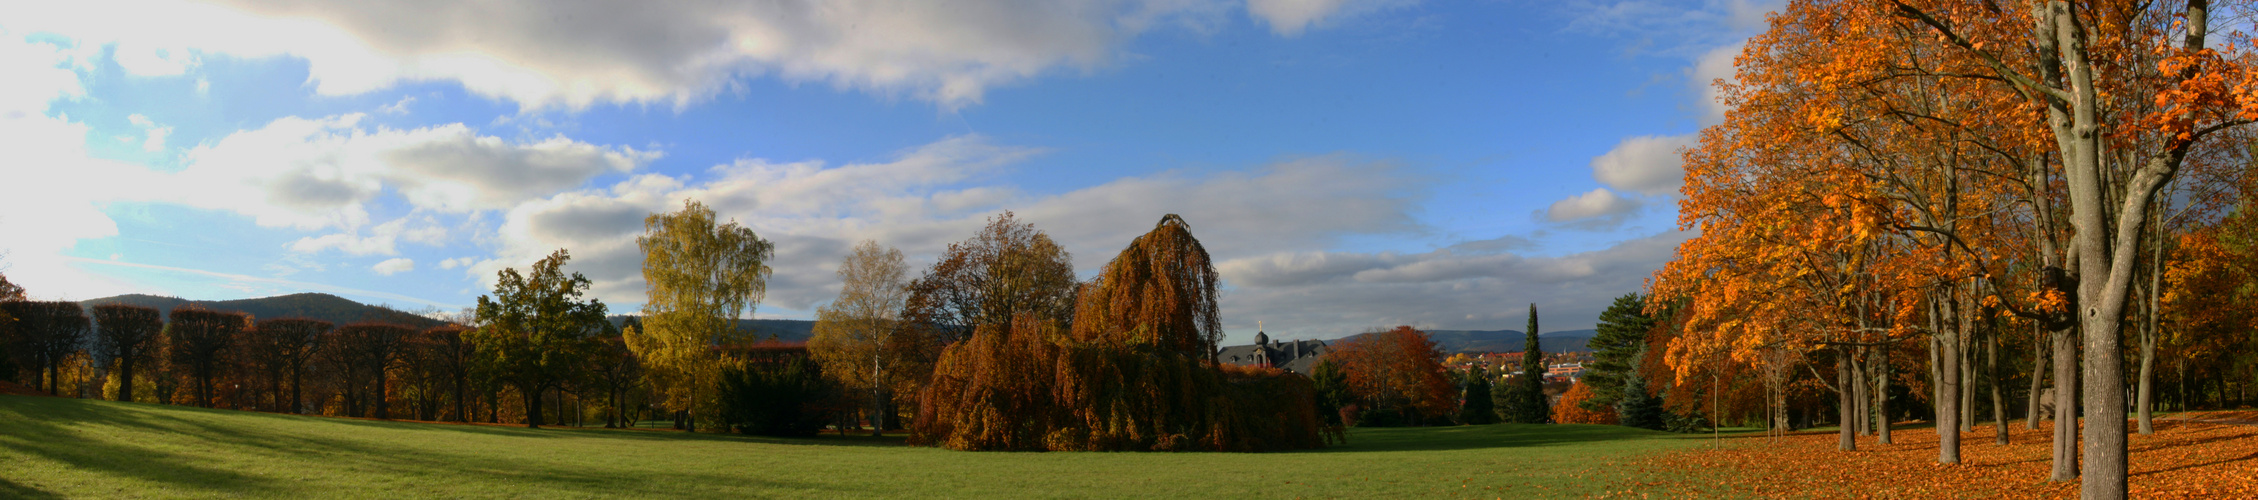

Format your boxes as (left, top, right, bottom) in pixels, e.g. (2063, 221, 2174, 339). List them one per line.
(0, 396, 275, 494)
(0, 476, 62, 500)
(1, 395, 873, 497)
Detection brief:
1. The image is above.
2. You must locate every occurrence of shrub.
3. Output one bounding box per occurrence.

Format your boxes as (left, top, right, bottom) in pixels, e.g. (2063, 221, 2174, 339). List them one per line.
(718, 355, 836, 437)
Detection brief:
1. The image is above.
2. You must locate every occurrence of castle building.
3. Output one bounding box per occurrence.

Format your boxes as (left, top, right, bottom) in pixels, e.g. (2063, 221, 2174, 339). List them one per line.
(1215, 327, 1329, 375)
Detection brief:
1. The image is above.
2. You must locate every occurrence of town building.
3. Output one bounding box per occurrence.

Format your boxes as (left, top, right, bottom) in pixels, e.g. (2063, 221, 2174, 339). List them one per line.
(1215, 329, 1329, 375)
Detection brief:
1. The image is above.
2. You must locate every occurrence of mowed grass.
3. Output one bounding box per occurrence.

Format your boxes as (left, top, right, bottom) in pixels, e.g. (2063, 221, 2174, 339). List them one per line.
(1, 395, 1724, 499)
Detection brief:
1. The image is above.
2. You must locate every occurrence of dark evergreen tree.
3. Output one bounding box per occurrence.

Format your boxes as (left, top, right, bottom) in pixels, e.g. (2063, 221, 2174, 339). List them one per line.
(1582, 293, 1655, 411)
(1310, 359, 1353, 426)
(1509, 303, 1550, 423)
(1458, 364, 1498, 424)
(1616, 371, 1666, 430)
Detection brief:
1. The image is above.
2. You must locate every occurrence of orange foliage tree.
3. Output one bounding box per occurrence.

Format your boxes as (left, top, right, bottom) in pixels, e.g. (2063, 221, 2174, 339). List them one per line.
(1552, 382, 1618, 425)
(1324, 325, 1455, 425)
(913, 214, 1330, 451)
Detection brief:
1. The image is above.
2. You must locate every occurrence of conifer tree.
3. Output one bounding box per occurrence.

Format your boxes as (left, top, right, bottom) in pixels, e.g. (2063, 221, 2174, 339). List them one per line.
(1510, 303, 1550, 423)
(1583, 293, 1654, 411)
(1615, 372, 1666, 430)
(1457, 364, 1497, 424)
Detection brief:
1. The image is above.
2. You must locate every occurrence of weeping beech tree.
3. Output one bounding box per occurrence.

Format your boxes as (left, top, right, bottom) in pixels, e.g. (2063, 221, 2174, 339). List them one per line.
(912, 214, 1332, 452)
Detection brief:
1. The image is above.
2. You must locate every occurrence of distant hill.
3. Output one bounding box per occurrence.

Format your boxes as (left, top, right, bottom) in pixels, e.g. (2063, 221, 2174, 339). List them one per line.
(1328, 329, 1597, 354)
(604, 316, 817, 342)
(79, 293, 444, 329)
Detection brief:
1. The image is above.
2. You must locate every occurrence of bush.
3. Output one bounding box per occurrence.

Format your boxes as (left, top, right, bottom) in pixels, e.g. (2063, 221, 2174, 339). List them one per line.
(717, 356, 836, 437)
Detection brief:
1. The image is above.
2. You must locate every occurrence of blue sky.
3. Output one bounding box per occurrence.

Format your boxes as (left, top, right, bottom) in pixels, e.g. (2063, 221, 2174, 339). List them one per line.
(0, 0, 1773, 342)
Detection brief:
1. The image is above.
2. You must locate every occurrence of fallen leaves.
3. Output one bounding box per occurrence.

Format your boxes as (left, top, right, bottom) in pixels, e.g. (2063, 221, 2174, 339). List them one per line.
(1619, 420, 2258, 498)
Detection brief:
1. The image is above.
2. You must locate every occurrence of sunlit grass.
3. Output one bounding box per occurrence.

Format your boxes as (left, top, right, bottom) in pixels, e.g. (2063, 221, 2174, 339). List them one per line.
(1, 395, 1725, 498)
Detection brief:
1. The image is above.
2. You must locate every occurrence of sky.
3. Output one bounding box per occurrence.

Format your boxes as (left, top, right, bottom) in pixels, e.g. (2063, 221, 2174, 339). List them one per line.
(0, 0, 1777, 343)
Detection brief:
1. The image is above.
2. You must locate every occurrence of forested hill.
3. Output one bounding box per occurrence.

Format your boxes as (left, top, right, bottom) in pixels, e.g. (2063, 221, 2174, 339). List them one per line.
(78, 293, 444, 328)
(1326, 329, 1598, 354)
(602, 316, 818, 342)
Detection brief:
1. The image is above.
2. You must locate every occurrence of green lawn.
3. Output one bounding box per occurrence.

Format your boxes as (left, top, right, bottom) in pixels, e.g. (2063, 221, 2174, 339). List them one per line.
(1, 395, 1724, 498)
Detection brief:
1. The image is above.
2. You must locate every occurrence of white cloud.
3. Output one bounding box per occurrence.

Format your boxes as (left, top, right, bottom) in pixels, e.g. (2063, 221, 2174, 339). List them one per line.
(1, 0, 1333, 111)
(112, 43, 198, 76)
(1690, 41, 1742, 125)
(438, 257, 474, 269)
(127, 113, 170, 151)
(1216, 231, 1694, 337)
(377, 95, 414, 115)
(371, 257, 414, 276)
(471, 139, 1422, 316)
(1246, 0, 1413, 36)
(169, 114, 655, 232)
(288, 216, 449, 256)
(1544, 188, 1641, 227)
(1590, 134, 1694, 196)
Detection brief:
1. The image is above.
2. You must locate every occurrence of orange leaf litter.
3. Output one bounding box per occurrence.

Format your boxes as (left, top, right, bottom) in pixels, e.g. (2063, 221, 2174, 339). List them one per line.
(1610, 420, 2258, 498)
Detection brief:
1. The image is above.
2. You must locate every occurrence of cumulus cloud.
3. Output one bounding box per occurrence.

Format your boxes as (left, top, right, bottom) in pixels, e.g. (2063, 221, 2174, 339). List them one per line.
(0, 0, 1338, 110)
(126, 114, 170, 151)
(371, 257, 414, 276)
(168, 114, 654, 232)
(1590, 134, 1694, 196)
(1217, 231, 1693, 337)
(1247, 0, 1414, 36)
(1543, 188, 1641, 230)
(469, 141, 1421, 316)
(1689, 41, 1743, 125)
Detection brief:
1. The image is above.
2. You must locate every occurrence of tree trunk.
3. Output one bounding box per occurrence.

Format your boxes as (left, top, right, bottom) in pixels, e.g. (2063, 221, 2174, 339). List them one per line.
(524, 384, 544, 428)
(376, 372, 390, 420)
(2050, 326, 2080, 482)
(1961, 334, 1977, 433)
(1873, 344, 1891, 444)
(2027, 324, 2049, 430)
(118, 356, 135, 403)
(1839, 347, 1856, 452)
(1852, 349, 1869, 436)
(1937, 302, 1962, 465)
(1991, 330, 2008, 445)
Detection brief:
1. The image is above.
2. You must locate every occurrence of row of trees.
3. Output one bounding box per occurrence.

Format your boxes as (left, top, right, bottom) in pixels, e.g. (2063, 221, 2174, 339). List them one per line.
(1646, 1, 2258, 497)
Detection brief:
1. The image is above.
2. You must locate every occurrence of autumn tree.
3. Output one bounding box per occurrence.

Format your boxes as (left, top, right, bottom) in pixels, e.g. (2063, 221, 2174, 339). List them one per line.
(628, 200, 772, 432)
(242, 318, 327, 413)
(420, 325, 476, 422)
(914, 215, 1327, 451)
(339, 323, 414, 419)
(472, 249, 609, 428)
(808, 240, 916, 435)
(167, 307, 244, 408)
(1328, 325, 1456, 425)
(1552, 382, 1617, 424)
(585, 334, 640, 428)
(0, 301, 89, 395)
(91, 304, 162, 402)
(900, 211, 1078, 346)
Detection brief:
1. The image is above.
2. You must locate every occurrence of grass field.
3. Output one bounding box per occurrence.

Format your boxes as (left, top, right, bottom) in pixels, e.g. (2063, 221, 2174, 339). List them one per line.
(0, 395, 1726, 498)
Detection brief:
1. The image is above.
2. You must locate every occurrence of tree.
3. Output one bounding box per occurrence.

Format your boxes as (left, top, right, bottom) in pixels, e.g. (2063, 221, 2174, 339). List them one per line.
(167, 307, 244, 408)
(1311, 358, 1353, 426)
(1458, 364, 1498, 424)
(421, 325, 476, 422)
(808, 240, 915, 435)
(0, 301, 89, 395)
(336, 323, 414, 419)
(1583, 294, 1653, 411)
(900, 211, 1077, 346)
(628, 200, 772, 432)
(263, 318, 327, 414)
(471, 249, 609, 428)
(1506, 304, 1549, 423)
(1068, 214, 1222, 358)
(1552, 382, 1617, 424)
(91, 305, 161, 402)
(913, 215, 1328, 451)
(1616, 372, 1666, 430)
(585, 334, 640, 428)
(1328, 325, 1456, 425)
